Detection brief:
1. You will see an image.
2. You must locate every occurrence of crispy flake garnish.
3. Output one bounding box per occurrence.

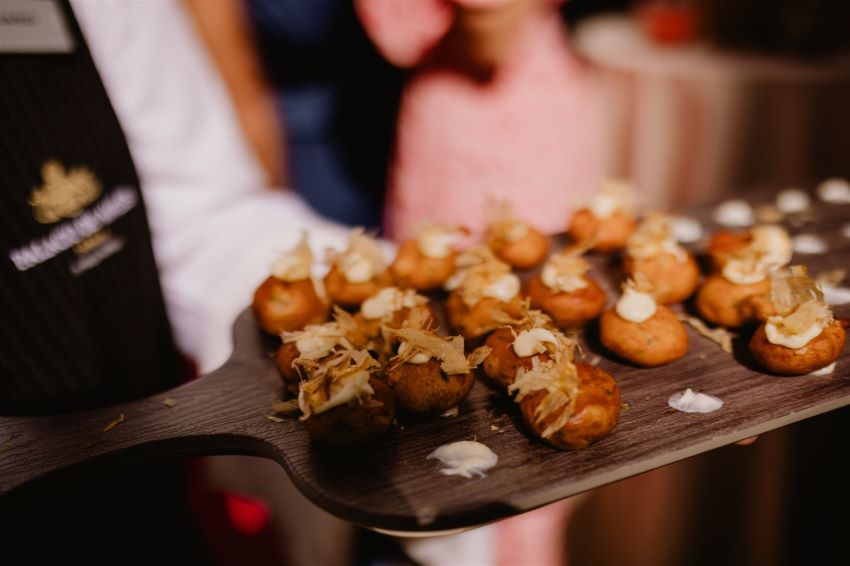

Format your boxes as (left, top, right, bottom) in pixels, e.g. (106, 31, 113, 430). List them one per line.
(816, 268, 846, 287)
(163, 397, 177, 408)
(623, 272, 655, 295)
(326, 228, 386, 280)
(486, 199, 531, 245)
(298, 349, 380, 419)
(508, 335, 580, 439)
(769, 265, 832, 335)
(452, 247, 517, 306)
(272, 399, 300, 413)
(103, 414, 125, 432)
(541, 246, 591, 293)
(271, 231, 313, 281)
(386, 326, 490, 375)
(626, 212, 686, 261)
(281, 307, 357, 363)
(680, 315, 734, 353)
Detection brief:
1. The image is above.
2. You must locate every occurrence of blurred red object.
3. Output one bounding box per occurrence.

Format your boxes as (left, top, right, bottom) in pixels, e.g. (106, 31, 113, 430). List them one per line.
(637, 1, 699, 45)
(225, 493, 271, 535)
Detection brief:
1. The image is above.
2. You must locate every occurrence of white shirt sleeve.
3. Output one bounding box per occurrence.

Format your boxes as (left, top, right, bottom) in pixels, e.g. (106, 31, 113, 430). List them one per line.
(71, 0, 354, 372)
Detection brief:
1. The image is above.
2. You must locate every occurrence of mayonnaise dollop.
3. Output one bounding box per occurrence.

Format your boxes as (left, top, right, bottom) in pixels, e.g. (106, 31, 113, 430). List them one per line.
(340, 252, 374, 283)
(398, 341, 432, 364)
(303, 370, 374, 415)
(668, 389, 723, 413)
(714, 200, 754, 227)
(428, 441, 498, 479)
(776, 189, 811, 214)
(765, 317, 826, 349)
(818, 178, 850, 204)
(722, 259, 768, 285)
(616, 287, 656, 323)
(417, 226, 462, 259)
(361, 287, 424, 320)
(512, 328, 558, 358)
(541, 262, 587, 293)
(481, 274, 520, 302)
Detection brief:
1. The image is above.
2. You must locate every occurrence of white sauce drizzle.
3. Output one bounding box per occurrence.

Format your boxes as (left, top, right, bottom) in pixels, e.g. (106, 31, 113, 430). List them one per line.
(765, 317, 827, 349)
(670, 216, 703, 243)
(481, 274, 520, 302)
(668, 389, 723, 413)
(791, 234, 828, 255)
(776, 189, 811, 214)
(714, 200, 754, 227)
(512, 328, 558, 358)
(428, 441, 498, 479)
(616, 287, 656, 323)
(818, 178, 850, 204)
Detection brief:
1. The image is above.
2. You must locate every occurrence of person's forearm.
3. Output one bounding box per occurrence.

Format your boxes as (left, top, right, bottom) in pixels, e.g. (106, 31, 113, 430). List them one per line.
(183, 0, 285, 186)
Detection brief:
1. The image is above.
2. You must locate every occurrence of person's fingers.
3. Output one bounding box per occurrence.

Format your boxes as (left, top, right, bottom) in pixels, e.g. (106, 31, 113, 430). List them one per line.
(735, 436, 759, 446)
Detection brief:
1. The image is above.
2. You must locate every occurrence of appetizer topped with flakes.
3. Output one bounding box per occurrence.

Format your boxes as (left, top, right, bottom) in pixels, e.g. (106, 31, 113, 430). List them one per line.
(324, 229, 392, 307)
(750, 266, 846, 375)
(483, 309, 561, 390)
(298, 348, 393, 444)
(697, 225, 792, 327)
(600, 275, 688, 367)
(351, 287, 434, 354)
(508, 333, 620, 449)
(385, 320, 490, 414)
(567, 178, 638, 253)
(253, 234, 329, 334)
(445, 247, 526, 340)
(623, 212, 699, 304)
(277, 308, 357, 394)
(485, 201, 550, 270)
(525, 244, 607, 329)
(390, 223, 466, 290)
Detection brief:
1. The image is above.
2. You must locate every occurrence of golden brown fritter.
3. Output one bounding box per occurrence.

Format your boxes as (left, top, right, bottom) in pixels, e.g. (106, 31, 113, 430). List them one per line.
(599, 305, 688, 367)
(252, 276, 328, 334)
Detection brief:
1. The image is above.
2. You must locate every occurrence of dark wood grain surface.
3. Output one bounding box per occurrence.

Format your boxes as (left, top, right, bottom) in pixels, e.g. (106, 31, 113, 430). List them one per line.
(1, 190, 848, 533)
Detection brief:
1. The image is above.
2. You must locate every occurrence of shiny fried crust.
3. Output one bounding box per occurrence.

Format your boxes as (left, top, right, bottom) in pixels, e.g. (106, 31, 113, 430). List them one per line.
(707, 230, 751, 271)
(323, 265, 392, 307)
(749, 320, 846, 375)
(491, 229, 550, 270)
(252, 276, 329, 334)
(302, 376, 394, 444)
(518, 363, 620, 449)
(446, 292, 525, 340)
(525, 274, 607, 329)
(483, 327, 550, 389)
(567, 208, 637, 253)
(386, 359, 475, 413)
(275, 342, 301, 394)
(623, 252, 700, 304)
(390, 240, 456, 290)
(695, 274, 771, 328)
(600, 305, 688, 367)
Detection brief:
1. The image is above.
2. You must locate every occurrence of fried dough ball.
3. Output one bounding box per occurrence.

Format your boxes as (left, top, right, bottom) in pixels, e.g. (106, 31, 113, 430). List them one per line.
(390, 225, 464, 290)
(482, 327, 552, 390)
(600, 305, 688, 367)
(446, 292, 525, 340)
(695, 274, 771, 328)
(750, 320, 845, 375)
(707, 230, 751, 271)
(302, 375, 394, 444)
(324, 265, 393, 308)
(518, 363, 620, 449)
(351, 302, 438, 352)
(567, 208, 637, 253)
(623, 253, 699, 304)
(490, 226, 550, 270)
(253, 277, 328, 334)
(386, 359, 475, 414)
(526, 274, 607, 329)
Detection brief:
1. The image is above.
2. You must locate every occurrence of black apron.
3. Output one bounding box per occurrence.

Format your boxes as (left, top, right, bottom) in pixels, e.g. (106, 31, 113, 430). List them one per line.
(0, 0, 181, 415)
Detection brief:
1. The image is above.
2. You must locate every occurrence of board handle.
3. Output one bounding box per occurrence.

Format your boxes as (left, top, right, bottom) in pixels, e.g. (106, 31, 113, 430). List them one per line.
(0, 365, 233, 498)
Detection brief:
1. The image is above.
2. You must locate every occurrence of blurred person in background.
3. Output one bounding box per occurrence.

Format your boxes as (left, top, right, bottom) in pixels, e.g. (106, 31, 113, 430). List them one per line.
(356, 0, 606, 241)
(187, 0, 403, 230)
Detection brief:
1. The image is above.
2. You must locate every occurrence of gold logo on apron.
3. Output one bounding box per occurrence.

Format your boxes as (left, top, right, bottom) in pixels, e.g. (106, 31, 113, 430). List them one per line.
(28, 160, 102, 224)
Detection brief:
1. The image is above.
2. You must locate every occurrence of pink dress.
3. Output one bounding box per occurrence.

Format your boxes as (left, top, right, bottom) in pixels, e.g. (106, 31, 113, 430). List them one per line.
(357, 0, 604, 242)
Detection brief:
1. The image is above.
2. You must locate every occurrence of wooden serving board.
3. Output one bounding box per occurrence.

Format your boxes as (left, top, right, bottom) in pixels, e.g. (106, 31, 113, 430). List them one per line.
(1, 191, 849, 534)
